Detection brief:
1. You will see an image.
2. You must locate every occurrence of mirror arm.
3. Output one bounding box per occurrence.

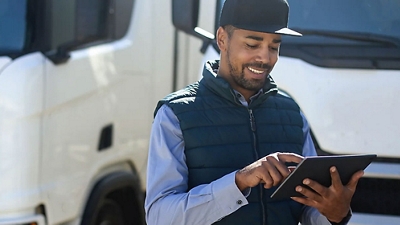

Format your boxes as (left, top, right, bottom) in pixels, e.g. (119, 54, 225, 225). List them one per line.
(45, 47, 71, 65)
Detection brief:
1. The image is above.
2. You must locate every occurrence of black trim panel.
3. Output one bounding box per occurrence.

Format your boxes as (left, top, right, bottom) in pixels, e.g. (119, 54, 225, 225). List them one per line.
(352, 177, 400, 216)
(98, 124, 113, 151)
(311, 132, 400, 164)
(280, 44, 400, 70)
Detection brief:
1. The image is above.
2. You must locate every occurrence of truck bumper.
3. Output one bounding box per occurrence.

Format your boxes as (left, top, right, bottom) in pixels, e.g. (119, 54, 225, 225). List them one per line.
(0, 214, 45, 225)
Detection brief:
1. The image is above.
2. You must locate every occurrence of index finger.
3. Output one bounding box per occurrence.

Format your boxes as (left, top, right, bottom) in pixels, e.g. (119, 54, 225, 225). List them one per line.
(277, 152, 304, 164)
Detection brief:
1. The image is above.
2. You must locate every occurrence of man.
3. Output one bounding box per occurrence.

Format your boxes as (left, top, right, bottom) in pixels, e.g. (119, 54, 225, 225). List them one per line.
(145, 0, 364, 224)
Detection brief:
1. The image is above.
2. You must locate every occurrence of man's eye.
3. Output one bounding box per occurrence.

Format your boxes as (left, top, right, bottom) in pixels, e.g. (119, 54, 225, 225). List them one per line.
(270, 46, 279, 51)
(246, 44, 257, 48)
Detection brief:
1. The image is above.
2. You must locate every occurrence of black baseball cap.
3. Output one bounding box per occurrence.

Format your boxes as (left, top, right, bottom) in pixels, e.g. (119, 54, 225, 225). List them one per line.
(219, 0, 302, 36)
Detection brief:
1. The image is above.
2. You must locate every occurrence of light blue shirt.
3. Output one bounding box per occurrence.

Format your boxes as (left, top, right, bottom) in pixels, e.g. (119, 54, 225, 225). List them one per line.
(145, 91, 333, 225)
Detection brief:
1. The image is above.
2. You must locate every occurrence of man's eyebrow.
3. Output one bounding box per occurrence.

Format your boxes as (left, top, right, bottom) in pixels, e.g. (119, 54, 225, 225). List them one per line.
(245, 36, 282, 43)
(245, 35, 263, 41)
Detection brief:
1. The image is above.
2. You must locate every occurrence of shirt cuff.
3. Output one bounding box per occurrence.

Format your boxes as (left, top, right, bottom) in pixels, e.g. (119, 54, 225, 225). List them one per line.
(211, 171, 249, 219)
(329, 209, 352, 225)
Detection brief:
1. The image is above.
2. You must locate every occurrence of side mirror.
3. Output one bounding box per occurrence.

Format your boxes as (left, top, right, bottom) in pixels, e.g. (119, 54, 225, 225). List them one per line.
(172, 0, 199, 33)
(172, 0, 214, 42)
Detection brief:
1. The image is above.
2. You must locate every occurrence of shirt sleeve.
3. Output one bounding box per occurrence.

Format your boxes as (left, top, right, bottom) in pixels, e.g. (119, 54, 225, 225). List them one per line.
(144, 104, 248, 225)
(301, 206, 331, 225)
(301, 111, 318, 157)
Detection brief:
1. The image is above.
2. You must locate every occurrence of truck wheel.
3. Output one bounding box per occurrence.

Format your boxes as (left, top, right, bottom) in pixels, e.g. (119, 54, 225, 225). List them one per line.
(94, 199, 125, 225)
(81, 172, 145, 225)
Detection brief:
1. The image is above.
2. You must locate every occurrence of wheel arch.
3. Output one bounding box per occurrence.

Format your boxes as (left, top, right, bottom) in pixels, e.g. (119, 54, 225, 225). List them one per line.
(80, 169, 145, 225)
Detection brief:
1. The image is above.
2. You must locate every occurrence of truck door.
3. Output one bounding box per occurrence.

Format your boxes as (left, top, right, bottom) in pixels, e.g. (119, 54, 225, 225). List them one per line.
(40, 0, 139, 223)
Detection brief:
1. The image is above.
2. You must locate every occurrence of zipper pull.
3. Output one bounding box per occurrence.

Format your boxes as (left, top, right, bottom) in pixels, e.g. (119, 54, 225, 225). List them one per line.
(249, 109, 256, 132)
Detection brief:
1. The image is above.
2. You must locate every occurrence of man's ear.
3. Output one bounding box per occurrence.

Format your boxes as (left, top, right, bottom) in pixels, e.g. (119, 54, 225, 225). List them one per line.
(216, 27, 228, 52)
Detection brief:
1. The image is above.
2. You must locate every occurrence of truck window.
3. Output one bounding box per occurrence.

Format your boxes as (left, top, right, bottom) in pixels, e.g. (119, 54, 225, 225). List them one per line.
(50, 0, 134, 51)
(0, 0, 27, 56)
(0, 0, 134, 59)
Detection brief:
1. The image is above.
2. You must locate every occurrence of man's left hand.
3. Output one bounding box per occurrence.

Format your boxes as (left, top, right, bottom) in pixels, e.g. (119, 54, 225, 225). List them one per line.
(291, 167, 364, 223)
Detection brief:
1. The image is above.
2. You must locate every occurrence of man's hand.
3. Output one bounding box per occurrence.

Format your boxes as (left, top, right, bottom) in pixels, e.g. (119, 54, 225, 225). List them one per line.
(291, 166, 364, 223)
(235, 152, 303, 191)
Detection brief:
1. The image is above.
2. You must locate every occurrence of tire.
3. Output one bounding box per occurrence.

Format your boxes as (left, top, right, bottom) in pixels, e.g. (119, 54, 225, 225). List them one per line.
(94, 199, 125, 225)
(80, 172, 145, 225)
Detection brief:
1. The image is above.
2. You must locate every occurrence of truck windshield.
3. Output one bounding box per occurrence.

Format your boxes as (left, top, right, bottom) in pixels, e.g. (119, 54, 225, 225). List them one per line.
(284, 0, 400, 69)
(0, 0, 28, 56)
(216, 0, 400, 69)
(285, 0, 400, 45)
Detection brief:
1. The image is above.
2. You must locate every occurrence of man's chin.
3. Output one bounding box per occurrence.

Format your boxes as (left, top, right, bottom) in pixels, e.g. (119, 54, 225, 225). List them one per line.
(242, 83, 264, 92)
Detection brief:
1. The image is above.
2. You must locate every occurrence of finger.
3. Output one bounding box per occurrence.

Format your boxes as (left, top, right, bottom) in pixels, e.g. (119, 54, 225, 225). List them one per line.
(291, 196, 316, 208)
(266, 156, 291, 179)
(260, 173, 274, 189)
(277, 152, 304, 164)
(346, 170, 364, 191)
(295, 184, 323, 202)
(302, 178, 327, 197)
(288, 166, 296, 173)
(255, 166, 274, 188)
(261, 160, 283, 186)
(330, 166, 343, 190)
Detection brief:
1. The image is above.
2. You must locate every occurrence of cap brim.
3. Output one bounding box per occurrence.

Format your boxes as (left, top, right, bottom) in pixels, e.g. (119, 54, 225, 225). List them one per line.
(275, 28, 302, 36)
(231, 24, 302, 37)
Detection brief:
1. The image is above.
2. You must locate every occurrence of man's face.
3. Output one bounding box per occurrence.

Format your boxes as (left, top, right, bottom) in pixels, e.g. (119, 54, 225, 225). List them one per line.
(217, 27, 281, 97)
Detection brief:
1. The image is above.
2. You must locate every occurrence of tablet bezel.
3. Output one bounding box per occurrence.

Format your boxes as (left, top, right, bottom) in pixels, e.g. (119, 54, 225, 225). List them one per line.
(270, 154, 377, 199)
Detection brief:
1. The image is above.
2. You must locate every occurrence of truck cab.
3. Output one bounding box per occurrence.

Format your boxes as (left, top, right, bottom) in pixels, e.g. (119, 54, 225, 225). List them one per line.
(0, 0, 176, 224)
(172, 0, 400, 224)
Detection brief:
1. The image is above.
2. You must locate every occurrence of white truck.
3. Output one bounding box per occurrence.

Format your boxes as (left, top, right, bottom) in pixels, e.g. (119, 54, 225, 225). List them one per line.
(171, 0, 400, 224)
(2, 0, 399, 224)
(0, 0, 180, 224)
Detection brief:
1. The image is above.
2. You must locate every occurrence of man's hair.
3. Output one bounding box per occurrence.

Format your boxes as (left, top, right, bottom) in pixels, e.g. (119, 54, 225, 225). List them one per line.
(223, 25, 237, 38)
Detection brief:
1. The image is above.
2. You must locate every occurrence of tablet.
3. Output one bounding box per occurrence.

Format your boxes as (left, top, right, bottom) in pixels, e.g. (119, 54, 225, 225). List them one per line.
(270, 154, 377, 199)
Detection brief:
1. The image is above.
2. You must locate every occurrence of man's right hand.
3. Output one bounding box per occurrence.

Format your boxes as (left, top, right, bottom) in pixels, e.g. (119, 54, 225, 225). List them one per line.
(235, 152, 304, 191)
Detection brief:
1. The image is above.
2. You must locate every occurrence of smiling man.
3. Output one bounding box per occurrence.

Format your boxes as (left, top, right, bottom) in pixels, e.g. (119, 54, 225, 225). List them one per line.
(145, 0, 363, 224)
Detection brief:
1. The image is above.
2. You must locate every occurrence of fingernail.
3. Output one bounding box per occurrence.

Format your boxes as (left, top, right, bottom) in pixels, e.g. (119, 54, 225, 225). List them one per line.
(331, 166, 336, 172)
(303, 179, 310, 185)
(296, 186, 302, 192)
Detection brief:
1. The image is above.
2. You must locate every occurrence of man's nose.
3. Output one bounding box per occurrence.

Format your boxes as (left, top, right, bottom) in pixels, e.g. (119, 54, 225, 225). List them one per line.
(255, 48, 270, 65)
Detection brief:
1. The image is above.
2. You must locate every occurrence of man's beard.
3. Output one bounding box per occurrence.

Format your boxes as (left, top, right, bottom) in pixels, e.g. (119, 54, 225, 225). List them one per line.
(227, 50, 272, 92)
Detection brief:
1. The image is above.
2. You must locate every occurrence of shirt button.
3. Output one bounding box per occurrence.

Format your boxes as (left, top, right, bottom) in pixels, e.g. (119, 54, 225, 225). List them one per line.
(236, 200, 242, 205)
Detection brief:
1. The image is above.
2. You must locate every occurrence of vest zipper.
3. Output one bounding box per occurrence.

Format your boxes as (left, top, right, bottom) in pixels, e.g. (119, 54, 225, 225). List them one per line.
(248, 109, 266, 225)
(248, 109, 258, 158)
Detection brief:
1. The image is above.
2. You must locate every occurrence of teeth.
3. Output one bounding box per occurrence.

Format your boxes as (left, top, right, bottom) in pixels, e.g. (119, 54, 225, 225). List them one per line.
(248, 67, 264, 74)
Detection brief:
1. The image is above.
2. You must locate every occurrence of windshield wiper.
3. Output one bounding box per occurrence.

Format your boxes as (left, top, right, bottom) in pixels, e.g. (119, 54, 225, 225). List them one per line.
(292, 28, 400, 48)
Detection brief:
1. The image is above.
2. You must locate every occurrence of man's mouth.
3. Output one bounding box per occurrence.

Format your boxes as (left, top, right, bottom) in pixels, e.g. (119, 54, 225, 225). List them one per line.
(248, 67, 265, 74)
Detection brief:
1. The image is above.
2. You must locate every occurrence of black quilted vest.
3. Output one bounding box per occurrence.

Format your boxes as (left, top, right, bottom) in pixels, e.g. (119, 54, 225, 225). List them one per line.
(155, 61, 304, 225)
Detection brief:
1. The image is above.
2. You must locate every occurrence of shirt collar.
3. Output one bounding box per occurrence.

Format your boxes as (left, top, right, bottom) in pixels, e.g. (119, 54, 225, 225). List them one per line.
(233, 89, 264, 107)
